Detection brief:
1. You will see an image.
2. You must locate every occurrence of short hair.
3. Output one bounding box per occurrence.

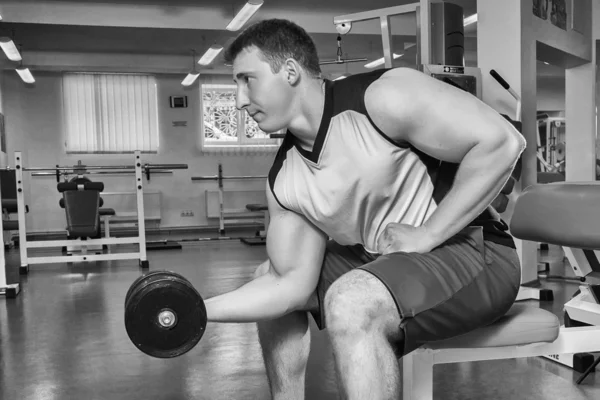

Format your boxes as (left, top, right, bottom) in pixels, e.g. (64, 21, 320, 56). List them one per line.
(224, 19, 322, 78)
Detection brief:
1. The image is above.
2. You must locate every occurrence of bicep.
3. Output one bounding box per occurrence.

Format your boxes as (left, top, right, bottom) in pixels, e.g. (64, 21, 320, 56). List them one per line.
(265, 183, 327, 295)
(366, 69, 524, 163)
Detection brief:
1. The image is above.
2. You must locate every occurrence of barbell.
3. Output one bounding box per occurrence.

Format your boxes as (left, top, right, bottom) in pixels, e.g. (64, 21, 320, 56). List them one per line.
(11, 162, 188, 172)
(5, 161, 188, 182)
(124, 270, 207, 358)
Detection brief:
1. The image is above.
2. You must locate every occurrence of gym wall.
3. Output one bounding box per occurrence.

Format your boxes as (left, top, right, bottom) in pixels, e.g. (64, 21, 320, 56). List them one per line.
(1, 71, 274, 233)
(0, 63, 579, 234)
(537, 75, 566, 111)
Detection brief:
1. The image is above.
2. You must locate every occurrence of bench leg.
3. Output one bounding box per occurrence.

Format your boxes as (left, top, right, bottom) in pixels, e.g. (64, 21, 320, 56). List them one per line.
(104, 217, 110, 238)
(403, 351, 434, 400)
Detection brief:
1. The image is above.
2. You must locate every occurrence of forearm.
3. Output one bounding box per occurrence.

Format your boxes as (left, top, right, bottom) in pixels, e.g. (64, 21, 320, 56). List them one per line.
(204, 272, 308, 323)
(423, 139, 523, 245)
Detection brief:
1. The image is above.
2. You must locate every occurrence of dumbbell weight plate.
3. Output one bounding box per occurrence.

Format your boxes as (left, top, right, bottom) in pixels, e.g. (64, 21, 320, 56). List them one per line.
(125, 270, 169, 309)
(124, 270, 207, 358)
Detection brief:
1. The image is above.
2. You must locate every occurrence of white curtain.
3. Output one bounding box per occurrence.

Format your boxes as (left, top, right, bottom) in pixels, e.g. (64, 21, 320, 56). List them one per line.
(62, 73, 159, 153)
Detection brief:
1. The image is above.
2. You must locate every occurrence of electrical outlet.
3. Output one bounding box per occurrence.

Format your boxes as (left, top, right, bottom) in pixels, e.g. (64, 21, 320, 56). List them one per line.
(181, 210, 194, 217)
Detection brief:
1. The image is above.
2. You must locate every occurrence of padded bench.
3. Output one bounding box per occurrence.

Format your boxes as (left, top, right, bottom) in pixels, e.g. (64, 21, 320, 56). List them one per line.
(402, 182, 600, 400)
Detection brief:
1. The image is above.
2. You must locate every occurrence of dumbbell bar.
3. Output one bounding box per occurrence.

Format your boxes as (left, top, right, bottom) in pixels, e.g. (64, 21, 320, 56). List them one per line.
(124, 270, 207, 358)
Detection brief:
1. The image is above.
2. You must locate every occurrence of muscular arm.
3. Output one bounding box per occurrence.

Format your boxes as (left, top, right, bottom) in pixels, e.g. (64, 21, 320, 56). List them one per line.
(204, 182, 327, 323)
(366, 68, 526, 247)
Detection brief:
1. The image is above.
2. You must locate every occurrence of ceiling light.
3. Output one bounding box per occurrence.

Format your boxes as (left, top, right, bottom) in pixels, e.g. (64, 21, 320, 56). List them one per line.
(333, 73, 351, 81)
(364, 53, 403, 69)
(182, 50, 200, 87)
(198, 44, 224, 66)
(182, 72, 200, 86)
(463, 14, 477, 26)
(0, 37, 22, 61)
(226, 0, 264, 31)
(16, 67, 35, 84)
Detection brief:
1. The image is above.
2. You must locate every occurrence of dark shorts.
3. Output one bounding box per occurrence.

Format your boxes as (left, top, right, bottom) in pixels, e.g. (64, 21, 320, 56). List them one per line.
(311, 226, 521, 357)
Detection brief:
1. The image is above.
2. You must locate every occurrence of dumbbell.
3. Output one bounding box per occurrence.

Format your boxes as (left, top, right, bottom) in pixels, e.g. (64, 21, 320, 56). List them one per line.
(124, 270, 207, 358)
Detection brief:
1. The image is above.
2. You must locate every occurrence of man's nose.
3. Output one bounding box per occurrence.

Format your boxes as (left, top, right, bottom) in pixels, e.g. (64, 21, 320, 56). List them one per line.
(236, 89, 250, 111)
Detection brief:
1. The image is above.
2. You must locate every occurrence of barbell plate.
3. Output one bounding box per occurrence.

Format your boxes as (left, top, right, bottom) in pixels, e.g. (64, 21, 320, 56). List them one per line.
(125, 271, 207, 358)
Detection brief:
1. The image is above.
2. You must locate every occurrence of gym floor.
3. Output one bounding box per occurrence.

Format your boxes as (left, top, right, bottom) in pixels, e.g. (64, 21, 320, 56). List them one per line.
(1, 239, 599, 400)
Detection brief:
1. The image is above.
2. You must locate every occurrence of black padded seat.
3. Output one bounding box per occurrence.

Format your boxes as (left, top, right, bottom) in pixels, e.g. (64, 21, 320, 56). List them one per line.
(58, 178, 104, 238)
(246, 204, 268, 212)
(2, 199, 18, 213)
(3, 220, 18, 231)
(99, 208, 116, 216)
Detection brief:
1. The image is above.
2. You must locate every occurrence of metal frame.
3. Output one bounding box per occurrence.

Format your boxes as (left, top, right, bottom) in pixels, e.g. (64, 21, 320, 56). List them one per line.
(402, 326, 600, 400)
(333, 2, 420, 69)
(536, 116, 566, 172)
(420, 64, 483, 98)
(15, 151, 149, 274)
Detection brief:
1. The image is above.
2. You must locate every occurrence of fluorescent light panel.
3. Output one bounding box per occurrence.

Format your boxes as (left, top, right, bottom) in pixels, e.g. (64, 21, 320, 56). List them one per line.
(333, 73, 351, 81)
(464, 13, 477, 26)
(0, 37, 22, 61)
(16, 67, 35, 84)
(364, 53, 403, 69)
(182, 72, 200, 86)
(226, 0, 264, 31)
(198, 45, 224, 66)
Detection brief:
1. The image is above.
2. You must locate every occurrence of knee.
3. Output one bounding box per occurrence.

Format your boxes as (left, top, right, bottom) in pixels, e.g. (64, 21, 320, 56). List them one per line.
(324, 270, 390, 335)
(253, 259, 271, 279)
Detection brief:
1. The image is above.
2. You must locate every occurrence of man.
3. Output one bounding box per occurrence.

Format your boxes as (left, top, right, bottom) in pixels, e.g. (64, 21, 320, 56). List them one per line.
(203, 19, 525, 400)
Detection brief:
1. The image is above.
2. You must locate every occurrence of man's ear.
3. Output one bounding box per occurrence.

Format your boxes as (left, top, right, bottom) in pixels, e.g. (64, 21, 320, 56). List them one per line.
(283, 58, 301, 86)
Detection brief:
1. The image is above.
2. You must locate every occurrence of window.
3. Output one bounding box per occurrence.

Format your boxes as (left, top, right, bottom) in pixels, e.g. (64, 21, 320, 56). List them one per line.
(200, 84, 281, 154)
(62, 73, 159, 154)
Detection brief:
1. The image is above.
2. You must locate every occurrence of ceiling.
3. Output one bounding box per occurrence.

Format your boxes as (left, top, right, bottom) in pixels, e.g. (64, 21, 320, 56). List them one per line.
(0, 0, 565, 79)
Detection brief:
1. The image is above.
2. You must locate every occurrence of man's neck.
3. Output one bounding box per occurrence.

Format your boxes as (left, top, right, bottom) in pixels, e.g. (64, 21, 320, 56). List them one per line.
(287, 78, 326, 151)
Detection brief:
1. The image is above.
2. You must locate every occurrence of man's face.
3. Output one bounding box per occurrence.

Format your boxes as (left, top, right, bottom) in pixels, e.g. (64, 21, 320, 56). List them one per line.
(232, 46, 293, 133)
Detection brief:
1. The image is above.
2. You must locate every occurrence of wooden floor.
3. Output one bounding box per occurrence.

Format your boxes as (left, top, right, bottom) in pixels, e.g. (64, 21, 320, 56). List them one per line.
(1, 240, 599, 400)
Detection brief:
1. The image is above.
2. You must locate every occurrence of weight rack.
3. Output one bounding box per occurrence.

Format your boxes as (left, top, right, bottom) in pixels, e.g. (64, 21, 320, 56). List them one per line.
(14, 151, 151, 274)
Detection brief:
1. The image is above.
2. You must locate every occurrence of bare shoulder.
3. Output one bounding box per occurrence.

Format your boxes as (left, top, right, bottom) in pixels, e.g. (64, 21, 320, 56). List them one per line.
(365, 67, 447, 105)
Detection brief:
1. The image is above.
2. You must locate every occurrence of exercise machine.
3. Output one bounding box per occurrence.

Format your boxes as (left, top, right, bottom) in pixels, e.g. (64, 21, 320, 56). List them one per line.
(11, 151, 187, 274)
(186, 164, 269, 245)
(0, 188, 20, 298)
(145, 164, 269, 250)
(1, 168, 27, 249)
(537, 237, 600, 373)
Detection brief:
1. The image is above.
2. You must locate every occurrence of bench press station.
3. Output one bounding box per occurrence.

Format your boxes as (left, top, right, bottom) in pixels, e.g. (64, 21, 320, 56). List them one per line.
(12, 151, 187, 274)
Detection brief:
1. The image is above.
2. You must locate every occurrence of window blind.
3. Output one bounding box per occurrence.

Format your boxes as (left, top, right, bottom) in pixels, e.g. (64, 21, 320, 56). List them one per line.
(62, 73, 159, 153)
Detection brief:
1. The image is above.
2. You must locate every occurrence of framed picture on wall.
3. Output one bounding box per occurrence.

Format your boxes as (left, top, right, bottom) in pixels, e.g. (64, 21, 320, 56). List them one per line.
(550, 0, 568, 30)
(533, 0, 549, 20)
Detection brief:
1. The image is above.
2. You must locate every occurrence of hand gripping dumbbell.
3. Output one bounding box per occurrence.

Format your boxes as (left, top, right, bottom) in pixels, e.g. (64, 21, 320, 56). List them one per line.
(124, 270, 207, 358)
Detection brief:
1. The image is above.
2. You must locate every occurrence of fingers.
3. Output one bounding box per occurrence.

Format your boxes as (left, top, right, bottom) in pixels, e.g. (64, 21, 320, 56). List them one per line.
(377, 225, 393, 253)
